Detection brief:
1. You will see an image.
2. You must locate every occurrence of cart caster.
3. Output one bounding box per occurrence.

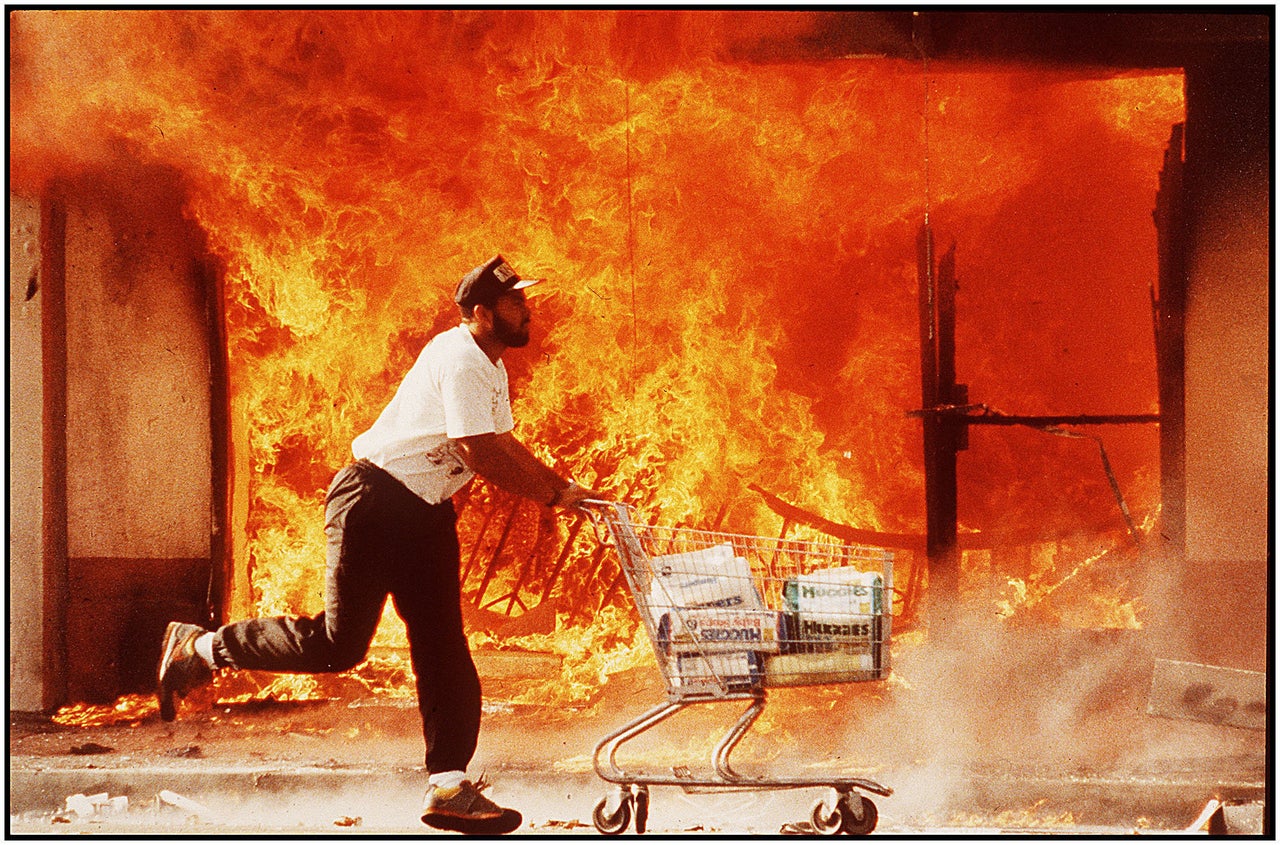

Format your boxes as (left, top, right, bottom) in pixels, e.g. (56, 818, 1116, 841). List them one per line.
(838, 793, 878, 836)
(593, 789, 632, 835)
(810, 798, 844, 836)
(633, 785, 649, 834)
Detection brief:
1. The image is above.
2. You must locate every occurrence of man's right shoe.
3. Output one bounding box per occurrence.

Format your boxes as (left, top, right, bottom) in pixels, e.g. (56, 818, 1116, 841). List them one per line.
(157, 621, 213, 722)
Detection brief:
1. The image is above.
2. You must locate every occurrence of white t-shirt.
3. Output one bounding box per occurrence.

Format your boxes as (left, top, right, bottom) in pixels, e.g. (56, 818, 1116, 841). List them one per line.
(352, 324, 514, 504)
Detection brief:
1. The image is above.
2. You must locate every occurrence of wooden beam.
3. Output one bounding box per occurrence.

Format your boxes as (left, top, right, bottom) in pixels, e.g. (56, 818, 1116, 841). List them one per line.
(917, 222, 960, 618)
(930, 242, 961, 604)
(1152, 122, 1188, 559)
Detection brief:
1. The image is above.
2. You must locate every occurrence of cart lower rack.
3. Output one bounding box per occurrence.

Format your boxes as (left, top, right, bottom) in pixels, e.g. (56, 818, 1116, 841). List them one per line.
(583, 501, 894, 835)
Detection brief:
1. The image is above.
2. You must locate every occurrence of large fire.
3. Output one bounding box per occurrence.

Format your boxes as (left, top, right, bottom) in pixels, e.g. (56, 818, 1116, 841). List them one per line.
(11, 10, 1183, 714)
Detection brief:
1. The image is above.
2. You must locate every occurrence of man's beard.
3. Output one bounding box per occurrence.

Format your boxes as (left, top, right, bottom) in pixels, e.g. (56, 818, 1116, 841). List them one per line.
(493, 312, 530, 348)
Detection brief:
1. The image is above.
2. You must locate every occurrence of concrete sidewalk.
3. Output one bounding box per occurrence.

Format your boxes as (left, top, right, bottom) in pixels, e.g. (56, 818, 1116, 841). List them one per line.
(8, 663, 1268, 836)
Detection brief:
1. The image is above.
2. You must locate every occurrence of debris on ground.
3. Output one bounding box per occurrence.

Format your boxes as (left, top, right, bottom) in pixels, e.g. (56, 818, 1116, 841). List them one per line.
(64, 792, 128, 819)
(158, 789, 211, 818)
(541, 818, 590, 830)
(69, 742, 114, 755)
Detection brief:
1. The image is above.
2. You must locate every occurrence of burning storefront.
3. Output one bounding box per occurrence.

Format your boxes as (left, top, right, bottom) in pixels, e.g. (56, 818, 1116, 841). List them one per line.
(8, 8, 1269, 748)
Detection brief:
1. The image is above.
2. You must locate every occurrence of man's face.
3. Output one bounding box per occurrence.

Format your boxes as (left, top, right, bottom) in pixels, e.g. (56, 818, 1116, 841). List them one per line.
(490, 290, 531, 348)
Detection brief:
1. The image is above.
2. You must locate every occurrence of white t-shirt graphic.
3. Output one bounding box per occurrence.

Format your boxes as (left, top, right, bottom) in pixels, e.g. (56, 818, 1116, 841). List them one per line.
(352, 325, 515, 504)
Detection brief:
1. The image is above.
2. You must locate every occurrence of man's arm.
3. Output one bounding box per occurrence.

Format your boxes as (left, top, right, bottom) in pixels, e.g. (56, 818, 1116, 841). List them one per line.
(453, 431, 595, 508)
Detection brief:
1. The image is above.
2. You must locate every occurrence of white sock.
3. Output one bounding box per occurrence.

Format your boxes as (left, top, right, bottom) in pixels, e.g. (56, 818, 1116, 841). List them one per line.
(429, 770, 467, 790)
(194, 633, 217, 668)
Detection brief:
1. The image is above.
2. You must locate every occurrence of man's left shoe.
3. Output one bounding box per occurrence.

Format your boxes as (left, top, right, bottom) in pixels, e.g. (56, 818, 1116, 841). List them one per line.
(157, 621, 213, 722)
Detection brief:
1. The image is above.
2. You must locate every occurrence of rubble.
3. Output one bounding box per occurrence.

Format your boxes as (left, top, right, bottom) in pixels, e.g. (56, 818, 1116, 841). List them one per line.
(68, 742, 113, 755)
(158, 789, 211, 818)
(64, 792, 128, 819)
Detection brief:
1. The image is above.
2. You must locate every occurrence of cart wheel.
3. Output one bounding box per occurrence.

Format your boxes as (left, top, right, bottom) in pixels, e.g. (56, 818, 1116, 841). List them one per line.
(838, 793, 878, 836)
(809, 798, 844, 836)
(633, 785, 650, 835)
(593, 794, 632, 835)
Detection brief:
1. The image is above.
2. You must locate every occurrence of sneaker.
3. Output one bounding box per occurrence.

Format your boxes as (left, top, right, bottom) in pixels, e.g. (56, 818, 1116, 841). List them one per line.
(421, 779, 504, 828)
(157, 621, 212, 722)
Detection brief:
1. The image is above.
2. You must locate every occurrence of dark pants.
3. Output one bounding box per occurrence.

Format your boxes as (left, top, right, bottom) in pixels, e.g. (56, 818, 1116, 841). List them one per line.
(214, 459, 481, 774)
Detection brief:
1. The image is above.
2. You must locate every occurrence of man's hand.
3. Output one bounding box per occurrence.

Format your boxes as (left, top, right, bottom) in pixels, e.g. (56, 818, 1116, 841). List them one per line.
(550, 480, 601, 511)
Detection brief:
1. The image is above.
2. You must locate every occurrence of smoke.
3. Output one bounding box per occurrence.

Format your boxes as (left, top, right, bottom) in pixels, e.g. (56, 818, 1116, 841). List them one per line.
(807, 622, 1168, 825)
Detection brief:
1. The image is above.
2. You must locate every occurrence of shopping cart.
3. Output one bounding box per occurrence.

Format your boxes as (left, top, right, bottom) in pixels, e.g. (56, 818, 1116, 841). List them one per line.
(581, 500, 894, 836)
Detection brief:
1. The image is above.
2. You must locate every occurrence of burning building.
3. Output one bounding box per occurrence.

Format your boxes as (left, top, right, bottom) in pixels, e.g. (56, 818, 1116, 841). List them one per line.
(7, 10, 1269, 728)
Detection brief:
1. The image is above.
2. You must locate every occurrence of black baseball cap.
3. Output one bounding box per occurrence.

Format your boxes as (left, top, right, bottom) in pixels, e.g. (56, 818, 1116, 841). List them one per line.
(454, 255, 543, 308)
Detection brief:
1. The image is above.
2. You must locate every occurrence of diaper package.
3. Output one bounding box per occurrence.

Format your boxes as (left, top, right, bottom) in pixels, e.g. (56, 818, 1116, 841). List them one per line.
(657, 608, 783, 655)
(643, 543, 765, 630)
(672, 650, 763, 694)
(763, 650, 883, 687)
(782, 567, 884, 654)
(783, 566, 883, 615)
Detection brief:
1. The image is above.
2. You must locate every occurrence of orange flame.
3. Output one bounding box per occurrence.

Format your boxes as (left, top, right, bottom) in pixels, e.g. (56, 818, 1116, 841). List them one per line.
(12, 11, 1183, 709)
(51, 694, 157, 728)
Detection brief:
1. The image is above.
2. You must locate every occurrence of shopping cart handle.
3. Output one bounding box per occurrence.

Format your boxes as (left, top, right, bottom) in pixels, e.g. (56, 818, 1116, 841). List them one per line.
(577, 499, 634, 542)
(578, 498, 630, 520)
(580, 498, 625, 510)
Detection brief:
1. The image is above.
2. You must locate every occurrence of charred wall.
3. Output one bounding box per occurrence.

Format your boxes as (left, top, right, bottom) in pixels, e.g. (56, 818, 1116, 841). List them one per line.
(10, 195, 49, 711)
(1162, 43, 1271, 672)
(9, 160, 227, 706)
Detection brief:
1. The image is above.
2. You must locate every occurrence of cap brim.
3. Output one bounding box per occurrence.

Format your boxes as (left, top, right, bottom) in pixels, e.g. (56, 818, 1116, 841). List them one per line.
(511, 277, 543, 291)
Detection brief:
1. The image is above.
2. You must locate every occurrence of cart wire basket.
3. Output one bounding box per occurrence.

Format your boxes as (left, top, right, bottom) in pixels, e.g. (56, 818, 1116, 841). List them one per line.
(582, 500, 894, 835)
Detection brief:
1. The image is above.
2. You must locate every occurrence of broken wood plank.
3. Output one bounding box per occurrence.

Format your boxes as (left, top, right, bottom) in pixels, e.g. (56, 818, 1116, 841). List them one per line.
(750, 483, 929, 551)
(1147, 658, 1266, 731)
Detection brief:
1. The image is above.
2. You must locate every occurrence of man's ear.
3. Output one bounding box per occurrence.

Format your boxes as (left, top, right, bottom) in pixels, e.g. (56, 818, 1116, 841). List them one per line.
(471, 301, 495, 327)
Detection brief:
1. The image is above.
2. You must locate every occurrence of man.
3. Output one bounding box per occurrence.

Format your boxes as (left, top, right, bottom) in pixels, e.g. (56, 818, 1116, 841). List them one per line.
(157, 255, 599, 832)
